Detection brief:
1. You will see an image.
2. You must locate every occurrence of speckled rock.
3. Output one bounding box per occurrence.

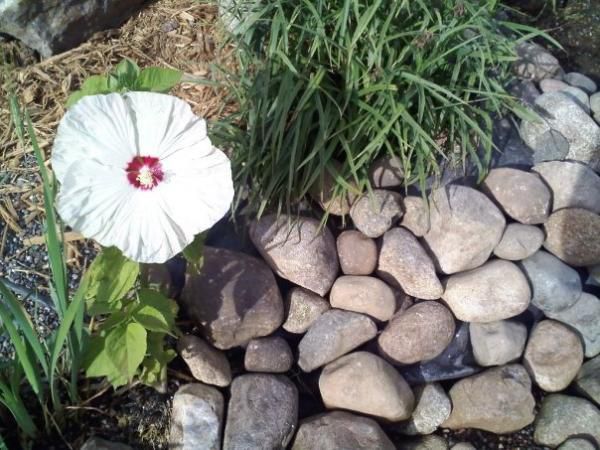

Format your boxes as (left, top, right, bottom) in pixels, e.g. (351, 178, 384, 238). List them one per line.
(470, 320, 528, 367)
(178, 335, 232, 387)
(223, 374, 298, 450)
(319, 351, 415, 421)
(565, 72, 597, 94)
(400, 196, 430, 237)
(244, 336, 293, 373)
(378, 302, 455, 365)
(369, 154, 404, 188)
(493, 223, 545, 260)
(282, 287, 330, 334)
(482, 168, 551, 224)
(291, 411, 395, 450)
(592, 92, 600, 115)
(562, 86, 591, 113)
(514, 42, 561, 81)
(546, 292, 600, 357)
(520, 92, 600, 170)
(310, 162, 356, 216)
(524, 320, 584, 392)
(519, 250, 582, 314)
(544, 208, 600, 267)
(533, 160, 600, 214)
(398, 383, 451, 435)
(534, 394, 600, 447)
(575, 356, 600, 406)
(350, 190, 404, 238)
(330, 276, 396, 321)
(422, 185, 506, 274)
(450, 444, 476, 450)
(169, 383, 224, 450)
(397, 435, 449, 450)
(558, 438, 596, 450)
(442, 260, 531, 322)
(540, 78, 570, 93)
(298, 309, 377, 372)
(249, 214, 338, 295)
(443, 364, 536, 434)
(377, 228, 443, 300)
(180, 247, 284, 349)
(336, 230, 378, 275)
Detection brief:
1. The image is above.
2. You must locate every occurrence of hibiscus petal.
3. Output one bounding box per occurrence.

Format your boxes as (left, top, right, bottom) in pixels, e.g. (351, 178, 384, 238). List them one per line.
(52, 94, 138, 183)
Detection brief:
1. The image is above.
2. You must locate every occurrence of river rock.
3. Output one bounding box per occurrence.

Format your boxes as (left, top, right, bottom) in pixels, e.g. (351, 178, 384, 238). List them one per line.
(330, 276, 396, 321)
(377, 228, 443, 300)
(482, 168, 551, 224)
(422, 185, 506, 274)
(350, 190, 404, 238)
(298, 309, 377, 372)
(519, 250, 582, 314)
(565, 72, 597, 94)
(398, 383, 451, 435)
(562, 86, 591, 113)
(442, 260, 531, 322)
(282, 287, 330, 334)
(310, 162, 356, 216)
(511, 79, 542, 106)
(291, 411, 395, 450)
(443, 364, 535, 433)
(244, 336, 293, 373)
(180, 247, 284, 349)
(319, 352, 415, 421)
(493, 223, 544, 260)
(470, 320, 528, 366)
(533, 160, 600, 214)
(398, 435, 449, 450)
(523, 320, 584, 392)
(534, 394, 600, 447)
(336, 230, 378, 275)
(451, 444, 476, 450)
(544, 208, 600, 267)
(400, 196, 430, 237)
(378, 302, 455, 365)
(80, 438, 132, 450)
(514, 42, 561, 81)
(540, 78, 570, 93)
(575, 356, 600, 406)
(0, 0, 145, 57)
(223, 374, 298, 450)
(249, 214, 338, 295)
(178, 335, 232, 387)
(169, 383, 224, 450)
(558, 439, 596, 450)
(370, 154, 404, 188)
(520, 92, 600, 170)
(592, 92, 600, 114)
(546, 292, 600, 357)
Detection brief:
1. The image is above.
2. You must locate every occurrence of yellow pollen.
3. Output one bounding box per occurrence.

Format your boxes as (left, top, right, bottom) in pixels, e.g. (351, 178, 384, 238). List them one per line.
(136, 166, 154, 188)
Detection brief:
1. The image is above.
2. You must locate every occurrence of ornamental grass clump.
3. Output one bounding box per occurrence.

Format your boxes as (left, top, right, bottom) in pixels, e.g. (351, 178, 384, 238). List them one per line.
(213, 0, 545, 215)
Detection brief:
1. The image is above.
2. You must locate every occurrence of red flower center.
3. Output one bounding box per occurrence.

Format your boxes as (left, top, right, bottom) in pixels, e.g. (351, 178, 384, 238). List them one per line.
(126, 156, 164, 190)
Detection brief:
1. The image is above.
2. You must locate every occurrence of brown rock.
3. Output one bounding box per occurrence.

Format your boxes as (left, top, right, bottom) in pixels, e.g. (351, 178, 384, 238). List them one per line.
(378, 227, 443, 300)
(310, 162, 357, 216)
(400, 196, 430, 237)
(330, 275, 396, 321)
(249, 214, 339, 295)
(336, 230, 378, 275)
(282, 287, 330, 334)
(319, 352, 415, 421)
(524, 320, 584, 392)
(422, 185, 506, 274)
(544, 208, 600, 267)
(369, 154, 404, 188)
(443, 364, 536, 433)
(180, 247, 284, 349)
(350, 189, 404, 238)
(482, 168, 551, 224)
(244, 336, 293, 373)
(378, 302, 455, 365)
(493, 223, 545, 261)
(178, 335, 232, 387)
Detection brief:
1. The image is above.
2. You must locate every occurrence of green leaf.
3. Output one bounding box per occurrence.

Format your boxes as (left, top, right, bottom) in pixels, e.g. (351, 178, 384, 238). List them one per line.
(133, 289, 177, 334)
(104, 321, 147, 383)
(135, 67, 182, 93)
(139, 332, 176, 389)
(182, 232, 206, 274)
(112, 58, 140, 89)
(85, 247, 139, 315)
(66, 75, 111, 107)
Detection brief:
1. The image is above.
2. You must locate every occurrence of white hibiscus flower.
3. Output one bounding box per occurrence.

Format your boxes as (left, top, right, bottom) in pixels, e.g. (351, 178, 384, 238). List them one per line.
(52, 92, 234, 263)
